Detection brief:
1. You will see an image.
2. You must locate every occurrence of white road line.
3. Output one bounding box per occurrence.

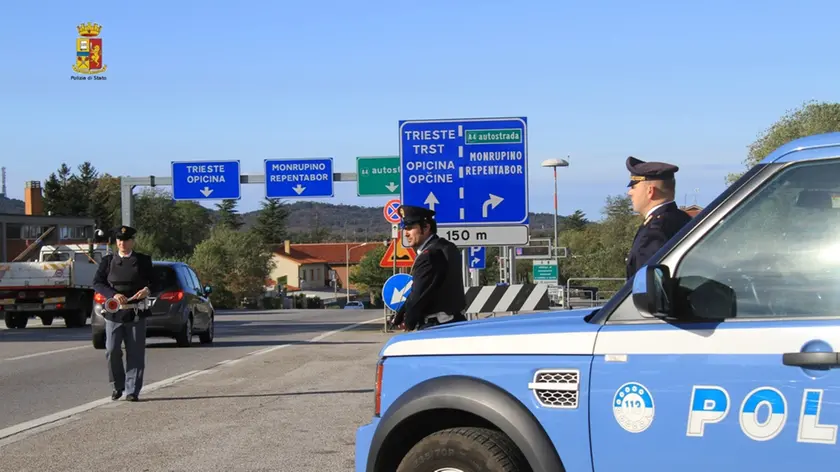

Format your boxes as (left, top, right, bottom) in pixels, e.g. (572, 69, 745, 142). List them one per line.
(0, 316, 382, 442)
(2, 345, 89, 362)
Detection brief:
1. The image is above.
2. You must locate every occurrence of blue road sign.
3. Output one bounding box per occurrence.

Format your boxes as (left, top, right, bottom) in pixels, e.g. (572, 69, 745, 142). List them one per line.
(264, 158, 334, 198)
(399, 117, 528, 226)
(468, 246, 485, 270)
(383, 273, 413, 311)
(171, 160, 241, 201)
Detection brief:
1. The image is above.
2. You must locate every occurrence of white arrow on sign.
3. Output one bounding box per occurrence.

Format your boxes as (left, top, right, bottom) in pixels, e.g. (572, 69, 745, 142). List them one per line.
(386, 182, 398, 192)
(293, 184, 306, 195)
(390, 280, 413, 305)
(472, 257, 480, 266)
(200, 187, 213, 197)
(424, 192, 439, 211)
(482, 194, 504, 218)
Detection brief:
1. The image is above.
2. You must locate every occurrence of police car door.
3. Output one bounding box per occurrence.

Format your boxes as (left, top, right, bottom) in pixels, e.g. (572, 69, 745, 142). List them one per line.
(588, 156, 840, 471)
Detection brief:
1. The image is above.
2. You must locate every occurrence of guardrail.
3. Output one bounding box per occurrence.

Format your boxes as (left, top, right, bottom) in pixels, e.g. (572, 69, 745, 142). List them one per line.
(564, 277, 626, 309)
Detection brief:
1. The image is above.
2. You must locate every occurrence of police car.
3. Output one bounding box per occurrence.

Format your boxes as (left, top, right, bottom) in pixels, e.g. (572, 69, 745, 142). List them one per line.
(355, 133, 840, 472)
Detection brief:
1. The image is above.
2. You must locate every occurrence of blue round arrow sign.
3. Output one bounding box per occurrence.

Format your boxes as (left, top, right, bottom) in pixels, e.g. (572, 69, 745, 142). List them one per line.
(382, 273, 413, 311)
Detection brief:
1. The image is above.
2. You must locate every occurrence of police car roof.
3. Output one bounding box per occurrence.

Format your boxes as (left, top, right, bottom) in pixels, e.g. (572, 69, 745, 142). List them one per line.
(760, 132, 840, 164)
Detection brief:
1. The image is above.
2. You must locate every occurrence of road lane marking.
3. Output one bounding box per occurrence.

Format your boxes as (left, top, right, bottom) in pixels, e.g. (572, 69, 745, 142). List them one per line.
(0, 316, 382, 443)
(2, 345, 89, 362)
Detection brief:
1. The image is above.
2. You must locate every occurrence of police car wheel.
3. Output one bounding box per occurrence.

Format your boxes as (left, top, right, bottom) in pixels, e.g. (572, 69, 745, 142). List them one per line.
(397, 427, 527, 472)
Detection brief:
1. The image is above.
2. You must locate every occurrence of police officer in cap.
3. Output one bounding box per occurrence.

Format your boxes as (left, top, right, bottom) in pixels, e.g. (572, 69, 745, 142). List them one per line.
(93, 225, 156, 401)
(389, 205, 467, 331)
(625, 156, 692, 279)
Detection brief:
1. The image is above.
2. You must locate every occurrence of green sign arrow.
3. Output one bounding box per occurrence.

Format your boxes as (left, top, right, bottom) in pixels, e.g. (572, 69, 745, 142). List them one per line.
(357, 156, 401, 196)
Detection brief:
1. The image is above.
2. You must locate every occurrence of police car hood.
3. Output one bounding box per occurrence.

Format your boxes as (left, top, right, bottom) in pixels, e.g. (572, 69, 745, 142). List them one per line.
(380, 308, 600, 357)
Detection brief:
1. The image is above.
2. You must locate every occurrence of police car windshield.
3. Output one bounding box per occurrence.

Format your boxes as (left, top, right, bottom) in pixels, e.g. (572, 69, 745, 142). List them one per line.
(675, 159, 840, 319)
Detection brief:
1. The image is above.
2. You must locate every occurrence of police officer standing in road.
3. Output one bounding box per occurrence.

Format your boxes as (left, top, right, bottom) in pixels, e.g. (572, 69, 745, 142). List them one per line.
(390, 205, 468, 331)
(625, 156, 693, 279)
(93, 225, 156, 402)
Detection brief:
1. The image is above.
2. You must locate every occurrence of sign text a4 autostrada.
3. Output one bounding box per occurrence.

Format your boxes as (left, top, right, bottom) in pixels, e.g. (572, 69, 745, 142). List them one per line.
(399, 117, 529, 247)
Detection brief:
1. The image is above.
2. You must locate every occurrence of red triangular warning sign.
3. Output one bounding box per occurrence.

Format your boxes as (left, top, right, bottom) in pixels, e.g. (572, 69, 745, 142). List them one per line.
(379, 232, 417, 268)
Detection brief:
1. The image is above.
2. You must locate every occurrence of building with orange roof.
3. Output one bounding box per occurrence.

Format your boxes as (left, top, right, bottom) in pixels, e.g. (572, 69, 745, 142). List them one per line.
(268, 240, 386, 296)
(680, 204, 703, 217)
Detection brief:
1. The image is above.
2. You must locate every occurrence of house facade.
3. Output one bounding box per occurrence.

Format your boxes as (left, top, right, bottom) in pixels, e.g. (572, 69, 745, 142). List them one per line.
(268, 240, 385, 298)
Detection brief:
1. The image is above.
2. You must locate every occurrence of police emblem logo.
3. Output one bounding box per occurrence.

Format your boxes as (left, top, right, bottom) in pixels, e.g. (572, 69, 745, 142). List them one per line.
(613, 382, 655, 433)
(72, 22, 108, 79)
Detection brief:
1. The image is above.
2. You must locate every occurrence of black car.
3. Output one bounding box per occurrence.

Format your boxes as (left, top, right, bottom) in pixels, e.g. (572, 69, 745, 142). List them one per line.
(91, 261, 215, 348)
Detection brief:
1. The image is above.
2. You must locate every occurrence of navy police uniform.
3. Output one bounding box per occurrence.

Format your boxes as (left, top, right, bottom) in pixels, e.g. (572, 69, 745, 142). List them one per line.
(390, 205, 467, 331)
(625, 156, 692, 279)
(92, 225, 156, 401)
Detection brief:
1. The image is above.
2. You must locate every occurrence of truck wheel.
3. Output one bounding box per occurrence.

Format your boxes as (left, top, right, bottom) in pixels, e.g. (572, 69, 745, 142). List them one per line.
(64, 309, 87, 328)
(397, 427, 528, 472)
(4, 313, 28, 329)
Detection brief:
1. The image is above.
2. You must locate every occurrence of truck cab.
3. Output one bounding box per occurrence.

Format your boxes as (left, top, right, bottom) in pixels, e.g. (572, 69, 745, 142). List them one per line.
(355, 133, 840, 472)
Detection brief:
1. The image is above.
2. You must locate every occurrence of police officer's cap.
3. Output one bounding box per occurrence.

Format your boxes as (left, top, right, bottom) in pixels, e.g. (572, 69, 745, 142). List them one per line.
(397, 205, 435, 227)
(113, 225, 137, 240)
(626, 156, 679, 187)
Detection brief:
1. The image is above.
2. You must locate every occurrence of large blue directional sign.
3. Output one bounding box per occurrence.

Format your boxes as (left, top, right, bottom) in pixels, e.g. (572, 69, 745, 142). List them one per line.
(468, 246, 485, 270)
(264, 158, 334, 198)
(171, 160, 241, 201)
(382, 273, 413, 312)
(399, 117, 528, 226)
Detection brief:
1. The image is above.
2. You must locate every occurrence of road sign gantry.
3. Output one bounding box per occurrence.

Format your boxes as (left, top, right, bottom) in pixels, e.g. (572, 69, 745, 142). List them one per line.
(398, 117, 529, 246)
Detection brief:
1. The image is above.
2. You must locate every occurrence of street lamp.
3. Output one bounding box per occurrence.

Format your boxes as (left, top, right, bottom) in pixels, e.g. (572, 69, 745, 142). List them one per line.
(541, 157, 570, 254)
(346, 242, 370, 302)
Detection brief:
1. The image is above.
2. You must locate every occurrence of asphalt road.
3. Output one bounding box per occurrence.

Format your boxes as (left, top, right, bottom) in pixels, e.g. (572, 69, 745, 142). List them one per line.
(0, 308, 387, 433)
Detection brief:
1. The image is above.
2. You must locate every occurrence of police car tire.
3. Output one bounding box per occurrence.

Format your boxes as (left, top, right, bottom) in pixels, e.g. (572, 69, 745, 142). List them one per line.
(397, 427, 527, 472)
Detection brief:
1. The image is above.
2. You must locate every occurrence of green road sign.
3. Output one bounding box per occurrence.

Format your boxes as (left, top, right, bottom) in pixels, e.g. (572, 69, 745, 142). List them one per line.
(357, 156, 401, 196)
(532, 260, 558, 283)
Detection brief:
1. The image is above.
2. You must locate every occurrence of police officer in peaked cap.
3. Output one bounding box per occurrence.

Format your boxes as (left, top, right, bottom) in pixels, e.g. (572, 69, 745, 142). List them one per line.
(92, 225, 157, 401)
(389, 205, 468, 331)
(625, 156, 693, 279)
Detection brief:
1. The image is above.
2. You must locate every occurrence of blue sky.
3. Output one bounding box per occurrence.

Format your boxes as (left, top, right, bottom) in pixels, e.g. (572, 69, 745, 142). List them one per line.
(3, 0, 839, 222)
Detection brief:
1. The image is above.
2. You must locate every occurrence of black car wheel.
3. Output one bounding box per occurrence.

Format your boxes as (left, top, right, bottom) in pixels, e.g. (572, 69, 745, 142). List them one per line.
(198, 315, 214, 344)
(175, 316, 193, 347)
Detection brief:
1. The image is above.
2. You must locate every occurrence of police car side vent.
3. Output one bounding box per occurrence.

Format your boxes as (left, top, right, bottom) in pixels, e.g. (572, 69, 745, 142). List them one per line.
(528, 369, 579, 409)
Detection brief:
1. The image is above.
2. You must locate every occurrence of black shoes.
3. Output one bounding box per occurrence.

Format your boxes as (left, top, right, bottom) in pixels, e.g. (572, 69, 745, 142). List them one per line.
(110, 390, 138, 401)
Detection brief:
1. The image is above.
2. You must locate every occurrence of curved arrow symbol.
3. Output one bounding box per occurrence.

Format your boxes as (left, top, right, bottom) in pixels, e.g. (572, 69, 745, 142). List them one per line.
(482, 194, 504, 218)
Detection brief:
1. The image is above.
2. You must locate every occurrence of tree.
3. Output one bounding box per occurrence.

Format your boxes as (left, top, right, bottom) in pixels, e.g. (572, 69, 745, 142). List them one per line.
(88, 174, 121, 232)
(189, 226, 274, 308)
(349, 245, 391, 304)
(555, 194, 640, 293)
(215, 200, 243, 230)
(133, 188, 212, 259)
(43, 163, 75, 216)
(252, 198, 289, 245)
(563, 210, 589, 231)
(727, 100, 840, 183)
